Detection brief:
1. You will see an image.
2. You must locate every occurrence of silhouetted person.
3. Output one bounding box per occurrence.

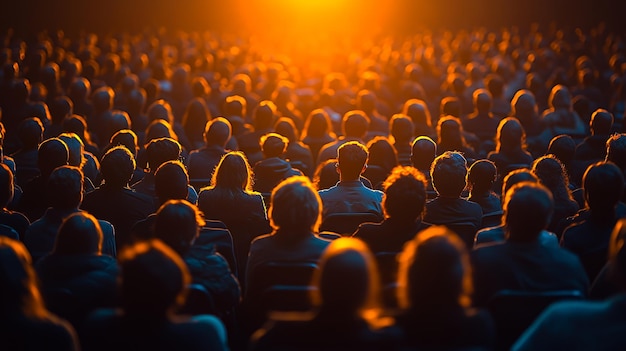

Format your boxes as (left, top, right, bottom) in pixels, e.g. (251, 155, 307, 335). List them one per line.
(402, 99, 435, 140)
(318, 142, 384, 221)
(0, 163, 29, 240)
(411, 136, 437, 195)
(561, 162, 625, 281)
(35, 212, 118, 332)
(487, 117, 534, 181)
(467, 159, 501, 215)
(253, 133, 303, 194)
(182, 98, 211, 150)
(0, 237, 79, 351)
(83, 240, 228, 351)
(251, 238, 391, 351)
(237, 100, 277, 166)
(471, 182, 589, 307)
(274, 117, 314, 177)
(363, 137, 399, 190)
(45, 96, 73, 140)
(513, 218, 626, 350)
(395, 226, 494, 350)
(17, 137, 69, 222)
(301, 109, 336, 164)
(353, 166, 430, 253)
(24, 165, 116, 262)
(390, 114, 414, 166)
(317, 110, 369, 165)
(436, 116, 476, 160)
(186, 117, 231, 182)
(356, 89, 389, 138)
(81, 146, 155, 249)
(11, 117, 44, 187)
(463, 89, 500, 155)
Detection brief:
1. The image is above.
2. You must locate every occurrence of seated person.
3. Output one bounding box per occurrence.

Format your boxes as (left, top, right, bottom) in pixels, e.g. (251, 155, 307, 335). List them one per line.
(251, 238, 394, 351)
(513, 218, 626, 351)
(318, 142, 384, 221)
(186, 117, 231, 182)
(0, 163, 29, 240)
(35, 212, 118, 330)
(423, 151, 483, 246)
(467, 159, 502, 216)
(471, 182, 589, 307)
(410, 136, 437, 195)
(81, 146, 155, 249)
(25, 166, 116, 262)
(154, 199, 240, 320)
(82, 240, 228, 351)
(474, 168, 559, 247)
(253, 133, 302, 194)
(561, 161, 625, 282)
(0, 237, 78, 351)
(353, 166, 430, 254)
(395, 226, 494, 350)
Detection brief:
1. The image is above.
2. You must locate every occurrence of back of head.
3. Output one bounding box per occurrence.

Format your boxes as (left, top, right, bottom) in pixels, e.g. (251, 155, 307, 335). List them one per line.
(583, 162, 624, 212)
(606, 134, 626, 171)
(0, 163, 14, 208)
(155, 161, 189, 204)
(155, 200, 205, 255)
(532, 154, 569, 192)
(146, 137, 182, 173)
(440, 96, 461, 118)
(47, 165, 83, 210)
(502, 168, 538, 197)
(212, 151, 252, 192)
(260, 132, 288, 158)
(270, 176, 321, 234)
(486, 74, 504, 98)
(304, 109, 332, 139)
(549, 85, 571, 110)
(366, 137, 398, 172)
(382, 166, 427, 221)
(473, 88, 492, 113)
(356, 90, 376, 113)
(58, 133, 84, 167)
(68, 77, 90, 102)
(504, 182, 554, 242)
(109, 130, 138, 157)
(337, 141, 368, 180)
(54, 212, 102, 255)
(49, 96, 73, 124)
(548, 135, 576, 165)
(0, 237, 45, 317)
(496, 117, 525, 152)
(18, 117, 44, 149)
(468, 160, 497, 193)
(403, 99, 431, 127)
(204, 117, 231, 147)
(341, 110, 369, 139)
(397, 226, 471, 311)
(511, 89, 537, 118)
(311, 237, 378, 315)
(147, 99, 174, 125)
(254, 100, 277, 130)
(313, 159, 340, 191)
(274, 118, 298, 143)
(62, 114, 88, 139)
(110, 110, 131, 135)
(437, 116, 464, 149)
(119, 239, 190, 317)
(431, 151, 467, 197)
(101, 146, 135, 187)
(590, 109, 614, 136)
(38, 138, 69, 176)
(411, 136, 437, 170)
(93, 86, 114, 112)
(224, 95, 246, 118)
(390, 114, 414, 144)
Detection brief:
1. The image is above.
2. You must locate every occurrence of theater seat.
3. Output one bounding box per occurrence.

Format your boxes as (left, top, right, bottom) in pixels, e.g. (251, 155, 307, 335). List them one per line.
(319, 212, 383, 236)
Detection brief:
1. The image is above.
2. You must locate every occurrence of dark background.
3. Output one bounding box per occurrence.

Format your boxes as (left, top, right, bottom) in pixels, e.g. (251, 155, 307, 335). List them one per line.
(2, 0, 624, 37)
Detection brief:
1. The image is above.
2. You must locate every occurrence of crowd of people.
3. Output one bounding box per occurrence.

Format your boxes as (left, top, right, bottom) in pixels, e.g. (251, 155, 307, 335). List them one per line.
(1, 22, 626, 350)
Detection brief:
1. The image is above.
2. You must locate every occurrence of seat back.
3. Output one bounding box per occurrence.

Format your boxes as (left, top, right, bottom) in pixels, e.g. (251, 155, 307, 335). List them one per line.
(189, 178, 212, 192)
(445, 222, 478, 249)
(194, 227, 238, 276)
(319, 212, 383, 236)
(0, 224, 20, 240)
(247, 261, 319, 300)
(179, 283, 215, 315)
(481, 211, 503, 229)
(487, 289, 584, 351)
(375, 252, 400, 308)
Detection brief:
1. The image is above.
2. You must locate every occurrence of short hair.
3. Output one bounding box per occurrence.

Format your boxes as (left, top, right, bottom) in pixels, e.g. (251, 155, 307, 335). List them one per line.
(57, 133, 85, 168)
(155, 200, 205, 255)
(54, 212, 102, 255)
(548, 134, 576, 166)
(0, 163, 13, 208)
(502, 168, 538, 198)
(411, 136, 437, 170)
(100, 146, 135, 187)
(93, 86, 114, 111)
(269, 176, 321, 233)
(397, 226, 472, 310)
(390, 114, 414, 143)
(590, 109, 613, 135)
(403, 99, 432, 128)
(468, 159, 497, 193)
(274, 118, 298, 143)
(109, 129, 139, 156)
(503, 182, 554, 241)
(310, 237, 379, 314)
(431, 151, 468, 197)
(532, 155, 573, 199)
(224, 95, 246, 117)
(204, 117, 231, 147)
(313, 159, 340, 191)
(38, 138, 69, 176)
(337, 142, 368, 180)
(119, 239, 190, 316)
(260, 133, 288, 158)
(47, 166, 83, 209)
(18, 117, 44, 149)
(473, 88, 492, 112)
(382, 166, 427, 221)
(583, 162, 624, 211)
(211, 151, 253, 192)
(147, 99, 174, 125)
(155, 161, 189, 203)
(253, 100, 277, 130)
(145, 138, 182, 172)
(341, 110, 369, 138)
(606, 134, 626, 170)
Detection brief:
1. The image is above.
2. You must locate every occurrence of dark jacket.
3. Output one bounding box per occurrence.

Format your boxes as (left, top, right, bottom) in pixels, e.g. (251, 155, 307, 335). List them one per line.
(253, 157, 303, 194)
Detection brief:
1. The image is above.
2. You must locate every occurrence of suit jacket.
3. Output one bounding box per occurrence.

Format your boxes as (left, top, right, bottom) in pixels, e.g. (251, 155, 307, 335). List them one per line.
(318, 180, 383, 221)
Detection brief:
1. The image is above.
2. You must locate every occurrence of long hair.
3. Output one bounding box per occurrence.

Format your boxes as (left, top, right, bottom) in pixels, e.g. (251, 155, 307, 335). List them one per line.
(495, 117, 527, 155)
(302, 109, 335, 140)
(0, 237, 47, 319)
(210, 151, 254, 193)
